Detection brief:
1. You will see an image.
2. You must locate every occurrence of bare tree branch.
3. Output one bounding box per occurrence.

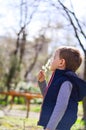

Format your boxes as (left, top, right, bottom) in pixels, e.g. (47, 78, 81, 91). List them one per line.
(58, 0, 86, 53)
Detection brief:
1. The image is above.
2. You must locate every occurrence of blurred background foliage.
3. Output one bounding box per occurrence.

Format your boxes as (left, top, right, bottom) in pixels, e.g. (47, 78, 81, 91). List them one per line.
(0, 0, 86, 123)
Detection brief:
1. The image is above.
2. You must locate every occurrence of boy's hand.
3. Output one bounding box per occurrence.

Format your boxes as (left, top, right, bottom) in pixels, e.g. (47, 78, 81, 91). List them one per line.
(37, 70, 45, 82)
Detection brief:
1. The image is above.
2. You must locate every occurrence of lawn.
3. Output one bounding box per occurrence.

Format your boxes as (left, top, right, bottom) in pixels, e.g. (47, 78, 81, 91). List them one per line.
(0, 102, 86, 130)
(0, 116, 86, 130)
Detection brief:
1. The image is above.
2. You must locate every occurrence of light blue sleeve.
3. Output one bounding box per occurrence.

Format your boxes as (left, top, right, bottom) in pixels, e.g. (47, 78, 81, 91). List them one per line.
(45, 81, 73, 130)
(38, 80, 47, 97)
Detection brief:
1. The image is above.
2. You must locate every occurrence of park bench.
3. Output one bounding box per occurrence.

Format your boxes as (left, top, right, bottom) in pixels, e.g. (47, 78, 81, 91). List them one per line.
(0, 91, 43, 118)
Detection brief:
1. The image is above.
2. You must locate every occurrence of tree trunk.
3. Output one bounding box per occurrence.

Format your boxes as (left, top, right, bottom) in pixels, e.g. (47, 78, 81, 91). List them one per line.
(82, 52, 86, 120)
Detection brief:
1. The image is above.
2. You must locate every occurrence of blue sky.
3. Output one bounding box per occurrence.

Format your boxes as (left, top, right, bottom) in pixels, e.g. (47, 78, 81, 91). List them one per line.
(65, 0, 86, 18)
(0, 0, 86, 48)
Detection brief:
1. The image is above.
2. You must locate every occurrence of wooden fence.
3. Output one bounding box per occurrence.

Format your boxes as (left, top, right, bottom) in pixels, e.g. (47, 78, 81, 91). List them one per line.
(0, 91, 43, 118)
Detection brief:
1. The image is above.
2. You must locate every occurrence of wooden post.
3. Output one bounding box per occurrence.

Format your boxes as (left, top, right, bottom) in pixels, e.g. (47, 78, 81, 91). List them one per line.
(26, 98, 30, 118)
(10, 95, 14, 110)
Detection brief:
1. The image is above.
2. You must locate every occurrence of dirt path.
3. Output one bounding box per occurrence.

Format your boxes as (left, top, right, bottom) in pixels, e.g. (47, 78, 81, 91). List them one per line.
(4, 109, 40, 118)
(0, 104, 40, 119)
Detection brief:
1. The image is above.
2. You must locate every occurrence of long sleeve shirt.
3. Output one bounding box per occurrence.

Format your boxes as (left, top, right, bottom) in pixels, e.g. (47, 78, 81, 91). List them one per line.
(38, 80, 73, 130)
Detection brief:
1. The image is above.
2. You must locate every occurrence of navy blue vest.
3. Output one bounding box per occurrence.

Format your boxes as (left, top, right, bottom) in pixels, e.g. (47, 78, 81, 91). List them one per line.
(38, 69, 79, 129)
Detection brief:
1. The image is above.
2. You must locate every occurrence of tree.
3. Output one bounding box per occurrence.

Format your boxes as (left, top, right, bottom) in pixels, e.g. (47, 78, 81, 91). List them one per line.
(0, 0, 52, 91)
(57, 0, 86, 121)
(1, 0, 85, 106)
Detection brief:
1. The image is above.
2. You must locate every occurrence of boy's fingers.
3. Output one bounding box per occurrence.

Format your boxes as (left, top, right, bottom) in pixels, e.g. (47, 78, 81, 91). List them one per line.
(37, 70, 45, 81)
(39, 70, 44, 74)
(38, 73, 44, 79)
(38, 71, 44, 77)
(40, 70, 45, 75)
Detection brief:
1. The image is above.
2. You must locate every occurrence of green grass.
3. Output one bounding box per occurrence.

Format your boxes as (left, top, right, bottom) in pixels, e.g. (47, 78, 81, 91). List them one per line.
(30, 104, 41, 112)
(0, 102, 86, 130)
(0, 116, 85, 130)
(71, 118, 85, 130)
(0, 116, 42, 130)
(9, 103, 41, 113)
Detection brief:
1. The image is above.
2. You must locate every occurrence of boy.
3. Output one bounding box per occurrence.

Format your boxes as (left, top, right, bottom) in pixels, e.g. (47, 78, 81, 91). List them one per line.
(37, 46, 82, 130)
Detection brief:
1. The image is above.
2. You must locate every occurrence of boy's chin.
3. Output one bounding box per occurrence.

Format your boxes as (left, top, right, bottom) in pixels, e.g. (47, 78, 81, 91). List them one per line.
(49, 67, 55, 71)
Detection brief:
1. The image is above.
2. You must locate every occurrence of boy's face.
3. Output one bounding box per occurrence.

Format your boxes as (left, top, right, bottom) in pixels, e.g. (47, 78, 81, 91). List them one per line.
(50, 50, 66, 71)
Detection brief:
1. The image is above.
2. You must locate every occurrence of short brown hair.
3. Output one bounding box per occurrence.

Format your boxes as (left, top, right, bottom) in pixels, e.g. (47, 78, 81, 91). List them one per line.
(57, 46, 82, 72)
